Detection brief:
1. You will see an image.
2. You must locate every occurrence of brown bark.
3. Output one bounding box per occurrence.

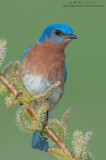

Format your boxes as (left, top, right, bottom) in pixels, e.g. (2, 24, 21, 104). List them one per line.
(46, 128, 75, 159)
(0, 73, 18, 96)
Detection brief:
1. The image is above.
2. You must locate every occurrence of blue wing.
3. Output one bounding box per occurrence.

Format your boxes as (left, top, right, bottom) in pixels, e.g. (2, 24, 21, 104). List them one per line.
(64, 62, 67, 83)
(20, 46, 32, 61)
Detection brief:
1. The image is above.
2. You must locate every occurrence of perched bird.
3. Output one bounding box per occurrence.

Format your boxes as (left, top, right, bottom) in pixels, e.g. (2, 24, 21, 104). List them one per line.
(20, 23, 77, 152)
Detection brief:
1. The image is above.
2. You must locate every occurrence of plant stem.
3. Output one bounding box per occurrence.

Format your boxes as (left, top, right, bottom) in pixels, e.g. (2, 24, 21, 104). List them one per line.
(46, 128, 75, 159)
(0, 73, 18, 96)
(0, 73, 75, 159)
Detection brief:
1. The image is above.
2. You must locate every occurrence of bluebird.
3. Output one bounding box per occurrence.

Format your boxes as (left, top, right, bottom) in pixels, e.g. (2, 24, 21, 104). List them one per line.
(19, 23, 77, 152)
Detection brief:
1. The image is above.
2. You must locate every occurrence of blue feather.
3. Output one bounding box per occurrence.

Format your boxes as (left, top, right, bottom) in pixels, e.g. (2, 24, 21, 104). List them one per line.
(20, 46, 32, 61)
(64, 62, 67, 83)
(38, 23, 74, 43)
(31, 131, 49, 152)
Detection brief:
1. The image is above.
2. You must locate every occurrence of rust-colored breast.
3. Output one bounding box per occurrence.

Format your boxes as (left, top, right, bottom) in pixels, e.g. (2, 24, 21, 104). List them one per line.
(20, 41, 67, 82)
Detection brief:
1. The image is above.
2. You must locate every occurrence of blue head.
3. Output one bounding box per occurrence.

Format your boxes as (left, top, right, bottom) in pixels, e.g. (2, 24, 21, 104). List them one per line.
(38, 23, 77, 44)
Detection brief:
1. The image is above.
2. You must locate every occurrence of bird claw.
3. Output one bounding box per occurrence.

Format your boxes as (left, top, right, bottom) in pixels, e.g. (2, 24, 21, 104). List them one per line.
(15, 92, 23, 105)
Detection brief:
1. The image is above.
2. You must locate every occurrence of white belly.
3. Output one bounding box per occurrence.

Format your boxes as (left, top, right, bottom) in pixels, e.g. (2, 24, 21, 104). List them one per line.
(22, 75, 62, 105)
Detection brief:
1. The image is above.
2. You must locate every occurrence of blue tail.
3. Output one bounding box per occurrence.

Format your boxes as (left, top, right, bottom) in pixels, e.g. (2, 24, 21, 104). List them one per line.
(31, 131, 49, 152)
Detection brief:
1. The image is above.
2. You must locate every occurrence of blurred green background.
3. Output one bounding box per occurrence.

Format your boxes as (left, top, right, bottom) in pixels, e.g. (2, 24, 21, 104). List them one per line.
(0, 0, 106, 160)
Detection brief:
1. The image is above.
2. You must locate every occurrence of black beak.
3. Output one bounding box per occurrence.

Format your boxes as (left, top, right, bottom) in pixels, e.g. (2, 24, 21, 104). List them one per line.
(62, 34, 78, 39)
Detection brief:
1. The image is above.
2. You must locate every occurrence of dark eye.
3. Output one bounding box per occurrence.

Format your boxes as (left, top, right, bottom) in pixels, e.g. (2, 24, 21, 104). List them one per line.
(55, 29, 61, 35)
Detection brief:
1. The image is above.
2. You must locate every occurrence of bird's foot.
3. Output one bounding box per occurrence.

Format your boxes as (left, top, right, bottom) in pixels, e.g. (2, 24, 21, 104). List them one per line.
(15, 92, 23, 105)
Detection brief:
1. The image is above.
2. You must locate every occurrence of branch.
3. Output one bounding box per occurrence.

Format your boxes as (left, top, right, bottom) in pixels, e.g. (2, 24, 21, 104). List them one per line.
(0, 73, 75, 159)
(46, 128, 75, 159)
(0, 73, 18, 96)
